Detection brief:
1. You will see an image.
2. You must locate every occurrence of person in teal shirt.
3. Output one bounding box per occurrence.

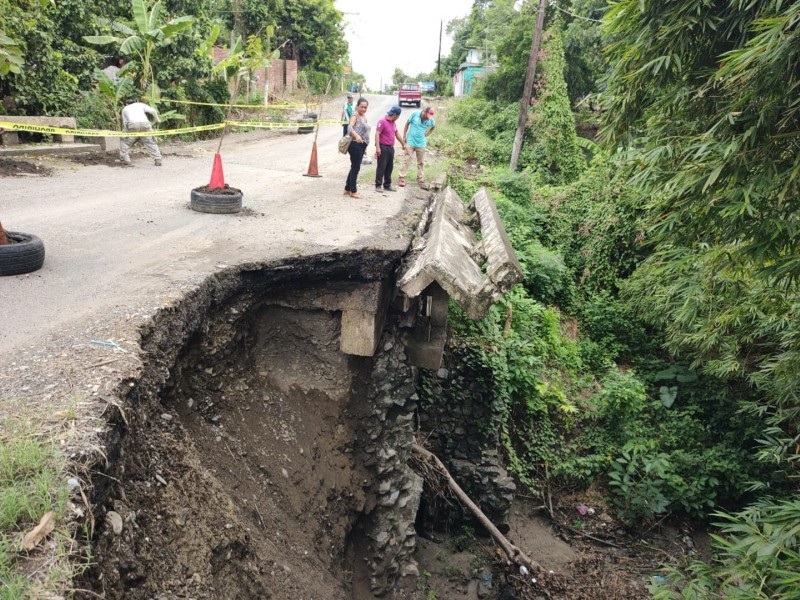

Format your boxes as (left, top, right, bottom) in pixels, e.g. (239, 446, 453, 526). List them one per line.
(399, 106, 436, 187)
(341, 94, 354, 137)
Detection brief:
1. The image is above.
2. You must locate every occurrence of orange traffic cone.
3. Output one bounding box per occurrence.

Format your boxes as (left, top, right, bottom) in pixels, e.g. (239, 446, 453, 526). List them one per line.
(209, 153, 225, 189)
(303, 141, 322, 178)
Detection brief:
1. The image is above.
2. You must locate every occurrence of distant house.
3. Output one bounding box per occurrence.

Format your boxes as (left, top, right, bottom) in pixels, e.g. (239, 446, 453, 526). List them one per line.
(452, 49, 495, 97)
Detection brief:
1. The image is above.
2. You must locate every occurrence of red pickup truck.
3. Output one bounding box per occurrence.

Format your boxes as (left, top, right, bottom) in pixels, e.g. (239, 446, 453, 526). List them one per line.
(398, 82, 422, 107)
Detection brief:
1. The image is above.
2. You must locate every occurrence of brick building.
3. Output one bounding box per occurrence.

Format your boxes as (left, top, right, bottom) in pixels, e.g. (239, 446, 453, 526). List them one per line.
(211, 46, 298, 97)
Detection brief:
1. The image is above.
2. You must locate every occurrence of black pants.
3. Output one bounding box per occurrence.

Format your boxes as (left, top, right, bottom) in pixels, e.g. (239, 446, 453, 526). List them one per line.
(345, 142, 367, 192)
(375, 144, 395, 188)
(342, 124, 349, 137)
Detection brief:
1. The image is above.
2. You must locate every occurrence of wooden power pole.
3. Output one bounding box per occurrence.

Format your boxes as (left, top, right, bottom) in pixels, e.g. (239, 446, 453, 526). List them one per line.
(510, 0, 546, 170)
(437, 20, 443, 75)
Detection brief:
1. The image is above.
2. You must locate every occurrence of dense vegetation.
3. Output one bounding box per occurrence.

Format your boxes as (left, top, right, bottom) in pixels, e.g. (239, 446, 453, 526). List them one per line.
(0, 0, 349, 130)
(425, 0, 799, 597)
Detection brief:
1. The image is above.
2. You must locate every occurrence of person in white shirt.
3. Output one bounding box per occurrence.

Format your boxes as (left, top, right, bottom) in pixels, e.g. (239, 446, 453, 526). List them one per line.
(119, 99, 162, 167)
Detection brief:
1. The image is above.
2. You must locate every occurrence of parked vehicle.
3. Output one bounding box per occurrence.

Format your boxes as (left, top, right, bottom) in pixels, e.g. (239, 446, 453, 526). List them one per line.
(398, 82, 422, 107)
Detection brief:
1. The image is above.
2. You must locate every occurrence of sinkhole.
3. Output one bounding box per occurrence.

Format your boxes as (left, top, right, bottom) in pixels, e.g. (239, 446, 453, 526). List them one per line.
(80, 250, 424, 599)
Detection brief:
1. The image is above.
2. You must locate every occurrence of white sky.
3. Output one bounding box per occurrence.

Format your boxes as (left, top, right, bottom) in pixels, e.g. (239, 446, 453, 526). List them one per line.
(334, 0, 475, 91)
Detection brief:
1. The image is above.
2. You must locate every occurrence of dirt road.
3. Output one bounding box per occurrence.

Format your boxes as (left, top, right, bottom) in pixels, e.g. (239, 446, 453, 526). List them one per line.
(0, 94, 410, 355)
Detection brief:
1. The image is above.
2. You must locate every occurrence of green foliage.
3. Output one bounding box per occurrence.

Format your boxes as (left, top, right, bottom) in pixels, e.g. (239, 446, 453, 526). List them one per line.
(574, 292, 656, 369)
(442, 286, 586, 491)
(624, 245, 800, 481)
(651, 499, 800, 600)
(298, 70, 331, 96)
(523, 26, 586, 184)
(601, 0, 800, 509)
(601, 0, 800, 283)
(83, 0, 195, 100)
(274, 0, 347, 75)
(561, 0, 606, 105)
(592, 369, 647, 436)
(0, 29, 24, 76)
(606, 438, 753, 524)
(607, 446, 672, 522)
(478, 3, 536, 104)
(72, 88, 117, 130)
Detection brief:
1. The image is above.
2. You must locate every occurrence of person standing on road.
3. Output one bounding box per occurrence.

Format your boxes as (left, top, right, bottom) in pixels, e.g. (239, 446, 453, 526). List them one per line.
(374, 105, 406, 192)
(120, 98, 162, 167)
(343, 97, 370, 199)
(341, 93, 354, 137)
(398, 106, 436, 188)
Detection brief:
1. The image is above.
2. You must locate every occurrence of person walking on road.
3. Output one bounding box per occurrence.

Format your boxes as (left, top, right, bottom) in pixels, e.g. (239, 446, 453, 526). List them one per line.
(399, 106, 436, 188)
(374, 106, 406, 192)
(120, 98, 162, 167)
(341, 93, 354, 137)
(343, 98, 371, 199)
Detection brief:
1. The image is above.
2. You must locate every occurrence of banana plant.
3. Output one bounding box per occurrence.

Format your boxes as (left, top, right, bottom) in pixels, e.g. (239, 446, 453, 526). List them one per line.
(83, 0, 193, 102)
(92, 67, 135, 129)
(210, 35, 277, 152)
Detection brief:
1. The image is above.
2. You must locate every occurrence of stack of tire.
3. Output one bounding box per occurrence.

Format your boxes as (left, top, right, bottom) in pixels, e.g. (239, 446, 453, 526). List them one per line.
(297, 112, 317, 134)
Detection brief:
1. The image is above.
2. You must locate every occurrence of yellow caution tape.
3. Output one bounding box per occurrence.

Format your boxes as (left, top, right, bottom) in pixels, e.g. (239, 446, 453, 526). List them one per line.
(160, 98, 307, 109)
(0, 120, 226, 137)
(0, 118, 341, 137)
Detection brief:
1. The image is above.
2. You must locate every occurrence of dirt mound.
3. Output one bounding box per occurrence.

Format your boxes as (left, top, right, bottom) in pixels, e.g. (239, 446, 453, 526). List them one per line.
(0, 157, 52, 177)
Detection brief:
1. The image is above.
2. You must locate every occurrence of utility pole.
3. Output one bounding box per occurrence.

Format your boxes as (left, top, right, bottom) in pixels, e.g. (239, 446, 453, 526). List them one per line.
(437, 20, 443, 75)
(510, 0, 546, 170)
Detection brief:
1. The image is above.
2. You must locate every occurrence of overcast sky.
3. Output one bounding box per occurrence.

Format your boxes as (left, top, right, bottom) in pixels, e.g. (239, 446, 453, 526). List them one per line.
(334, 0, 475, 90)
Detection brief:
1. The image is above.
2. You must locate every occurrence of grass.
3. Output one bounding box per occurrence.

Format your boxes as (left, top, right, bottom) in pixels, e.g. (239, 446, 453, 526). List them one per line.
(0, 417, 75, 598)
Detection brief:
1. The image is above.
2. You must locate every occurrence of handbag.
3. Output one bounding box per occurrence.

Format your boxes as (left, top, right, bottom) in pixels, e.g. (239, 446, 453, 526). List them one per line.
(338, 136, 352, 154)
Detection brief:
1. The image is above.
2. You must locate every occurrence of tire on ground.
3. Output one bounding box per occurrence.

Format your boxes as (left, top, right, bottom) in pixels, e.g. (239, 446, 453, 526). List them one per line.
(190, 188, 243, 214)
(0, 232, 45, 276)
(297, 117, 314, 134)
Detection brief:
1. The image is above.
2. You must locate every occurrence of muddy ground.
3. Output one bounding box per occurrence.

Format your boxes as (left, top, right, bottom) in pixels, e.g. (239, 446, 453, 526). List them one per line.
(2, 144, 704, 599)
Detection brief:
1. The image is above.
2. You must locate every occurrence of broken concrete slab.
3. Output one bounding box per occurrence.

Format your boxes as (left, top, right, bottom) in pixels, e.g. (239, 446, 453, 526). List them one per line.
(398, 186, 523, 321)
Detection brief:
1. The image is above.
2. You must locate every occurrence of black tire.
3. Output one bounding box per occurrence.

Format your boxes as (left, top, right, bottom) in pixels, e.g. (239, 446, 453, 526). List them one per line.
(297, 117, 314, 134)
(416, 100, 421, 107)
(190, 188, 243, 214)
(0, 231, 45, 276)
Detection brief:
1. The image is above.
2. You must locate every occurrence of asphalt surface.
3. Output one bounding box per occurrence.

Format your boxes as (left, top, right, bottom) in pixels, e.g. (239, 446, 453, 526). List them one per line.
(0, 94, 427, 399)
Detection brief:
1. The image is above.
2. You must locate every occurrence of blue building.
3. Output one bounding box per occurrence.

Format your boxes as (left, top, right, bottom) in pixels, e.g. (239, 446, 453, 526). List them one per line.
(452, 49, 495, 97)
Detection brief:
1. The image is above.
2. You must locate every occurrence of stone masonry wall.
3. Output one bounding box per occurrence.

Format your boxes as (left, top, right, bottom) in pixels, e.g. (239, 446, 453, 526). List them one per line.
(416, 354, 516, 532)
(357, 329, 422, 596)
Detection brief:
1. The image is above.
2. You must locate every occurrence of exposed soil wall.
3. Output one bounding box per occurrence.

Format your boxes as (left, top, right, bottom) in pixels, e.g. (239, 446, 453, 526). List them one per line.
(79, 250, 419, 598)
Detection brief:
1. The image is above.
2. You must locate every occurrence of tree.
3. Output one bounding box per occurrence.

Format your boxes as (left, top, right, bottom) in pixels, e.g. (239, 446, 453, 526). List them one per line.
(561, 0, 606, 105)
(601, 4, 800, 587)
(601, 0, 800, 279)
(274, 0, 347, 75)
(391, 68, 408, 87)
(84, 0, 194, 99)
(0, 0, 85, 114)
(524, 25, 586, 183)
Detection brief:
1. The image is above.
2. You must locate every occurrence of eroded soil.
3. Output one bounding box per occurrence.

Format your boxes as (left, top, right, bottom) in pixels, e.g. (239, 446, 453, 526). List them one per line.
(0, 157, 53, 176)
